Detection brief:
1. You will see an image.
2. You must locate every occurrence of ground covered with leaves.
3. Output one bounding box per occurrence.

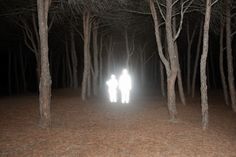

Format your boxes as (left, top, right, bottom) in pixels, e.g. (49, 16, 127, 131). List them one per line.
(0, 89, 236, 157)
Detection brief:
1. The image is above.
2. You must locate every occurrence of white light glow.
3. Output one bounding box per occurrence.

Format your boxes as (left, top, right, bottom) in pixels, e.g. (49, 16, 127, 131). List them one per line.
(119, 69, 132, 104)
(106, 74, 118, 103)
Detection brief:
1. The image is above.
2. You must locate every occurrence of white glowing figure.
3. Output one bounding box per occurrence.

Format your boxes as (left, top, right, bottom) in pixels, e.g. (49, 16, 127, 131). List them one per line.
(119, 69, 132, 104)
(106, 74, 118, 103)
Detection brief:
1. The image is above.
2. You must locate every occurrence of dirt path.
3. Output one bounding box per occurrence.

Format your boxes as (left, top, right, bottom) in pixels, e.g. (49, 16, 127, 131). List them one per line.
(0, 90, 236, 156)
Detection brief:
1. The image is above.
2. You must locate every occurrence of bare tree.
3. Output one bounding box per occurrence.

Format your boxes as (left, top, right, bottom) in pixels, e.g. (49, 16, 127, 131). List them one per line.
(191, 21, 203, 98)
(149, 0, 174, 120)
(219, 17, 230, 106)
(186, 21, 197, 95)
(226, 0, 236, 111)
(70, 27, 79, 88)
(92, 20, 99, 96)
(81, 10, 92, 100)
(37, 0, 52, 128)
(200, 0, 219, 130)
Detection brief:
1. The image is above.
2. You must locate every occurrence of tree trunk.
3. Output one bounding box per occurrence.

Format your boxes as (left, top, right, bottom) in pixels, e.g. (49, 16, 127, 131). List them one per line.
(82, 10, 91, 100)
(149, 0, 176, 120)
(187, 22, 197, 95)
(219, 19, 230, 106)
(70, 28, 78, 88)
(165, 0, 178, 120)
(125, 29, 130, 68)
(226, 0, 236, 112)
(107, 36, 114, 75)
(8, 51, 12, 95)
(93, 21, 99, 96)
(173, 9, 186, 105)
(99, 35, 103, 91)
(37, 0, 51, 128)
(200, 0, 212, 130)
(65, 36, 73, 87)
(192, 22, 203, 97)
(19, 43, 27, 92)
(160, 60, 166, 97)
(14, 53, 19, 93)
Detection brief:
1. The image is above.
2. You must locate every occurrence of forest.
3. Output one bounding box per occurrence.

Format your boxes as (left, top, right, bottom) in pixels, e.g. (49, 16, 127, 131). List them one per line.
(0, 0, 236, 156)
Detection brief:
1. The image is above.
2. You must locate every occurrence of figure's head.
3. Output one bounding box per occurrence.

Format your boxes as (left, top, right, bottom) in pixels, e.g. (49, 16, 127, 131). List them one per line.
(122, 69, 128, 74)
(111, 74, 116, 79)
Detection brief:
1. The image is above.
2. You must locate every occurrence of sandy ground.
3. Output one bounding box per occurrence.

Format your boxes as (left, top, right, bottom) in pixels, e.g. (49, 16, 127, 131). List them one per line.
(0, 89, 236, 157)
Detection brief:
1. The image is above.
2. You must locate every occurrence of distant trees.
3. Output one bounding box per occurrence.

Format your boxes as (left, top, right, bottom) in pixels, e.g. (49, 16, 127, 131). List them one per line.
(2, 0, 236, 130)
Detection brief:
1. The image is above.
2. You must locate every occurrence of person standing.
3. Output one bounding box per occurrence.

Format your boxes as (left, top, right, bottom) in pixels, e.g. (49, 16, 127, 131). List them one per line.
(119, 69, 132, 104)
(106, 74, 118, 103)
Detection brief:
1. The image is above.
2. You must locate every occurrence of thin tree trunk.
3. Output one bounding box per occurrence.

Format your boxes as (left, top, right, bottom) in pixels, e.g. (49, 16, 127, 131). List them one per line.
(125, 29, 130, 68)
(187, 22, 197, 95)
(226, 0, 236, 112)
(176, 48, 186, 105)
(8, 51, 12, 95)
(19, 43, 27, 91)
(107, 36, 113, 75)
(65, 36, 73, 87)
(93, 20, 99, 96)
(82, 10, 91, 100)
(14, 53, 19, 93)
(99, 35, 103, 91)
(62, 53, 67, 87)
(192, 22, 203, 97)
(219, 19, 230, 105)
(160, 60, 166, 97)
(37, 0, 52, 128)
(140, 52, 145, 87)
(173, 10, 186, 105)
(70, 28, 78, 88)
(200, 0, 212, 130)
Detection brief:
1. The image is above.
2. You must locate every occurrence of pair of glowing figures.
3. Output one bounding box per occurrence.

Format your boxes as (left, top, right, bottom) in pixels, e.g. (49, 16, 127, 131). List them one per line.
(106, 69, 132, 104)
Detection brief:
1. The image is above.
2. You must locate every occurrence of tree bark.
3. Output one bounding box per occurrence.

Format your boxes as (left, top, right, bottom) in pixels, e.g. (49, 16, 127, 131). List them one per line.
(82, 10, 91, 100)
(200, 0, 212, 130)
(8, 51, 12, 95)
(14, 53, 19, 93)
(92, 20, 99, 96)
(187, 22, 197, 95)
(165, 0, 178, 120)
(150, 0, 177, 120)
(173, 9, 186, 106)
(37, 0, 52, 128)
(160, 60, 166, 97)
(70, 28, 78, 88)
(19, 43, 27, 91)
(99, 35, 103, 91)
(192, 22, 203, 97)
(65, 36, 73, 87)
(219, 19, 230, 106)
(226, 0, 236, 112)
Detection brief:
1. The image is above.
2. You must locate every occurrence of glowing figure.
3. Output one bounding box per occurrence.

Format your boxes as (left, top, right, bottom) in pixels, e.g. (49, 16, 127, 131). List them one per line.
(106, 74, 118, 103)
(119, 69, 132, 104)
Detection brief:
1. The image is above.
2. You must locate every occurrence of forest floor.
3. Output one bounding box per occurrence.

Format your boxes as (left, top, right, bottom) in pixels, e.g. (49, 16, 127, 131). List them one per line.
(0, 89, 236, 157)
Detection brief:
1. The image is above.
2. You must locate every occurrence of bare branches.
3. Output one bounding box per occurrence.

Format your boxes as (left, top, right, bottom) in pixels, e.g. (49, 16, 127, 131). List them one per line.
(174, 0, 194, 41)
(211, 0, 219, 7)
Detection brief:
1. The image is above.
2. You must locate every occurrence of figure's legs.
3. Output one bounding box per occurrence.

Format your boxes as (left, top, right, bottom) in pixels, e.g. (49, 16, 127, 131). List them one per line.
(111, 90, 117, 103)
(125, 91, 130, 103)
(121, 90, 125, 104)
(109, 90, 114, 102)
(114, 91, 117, 102)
